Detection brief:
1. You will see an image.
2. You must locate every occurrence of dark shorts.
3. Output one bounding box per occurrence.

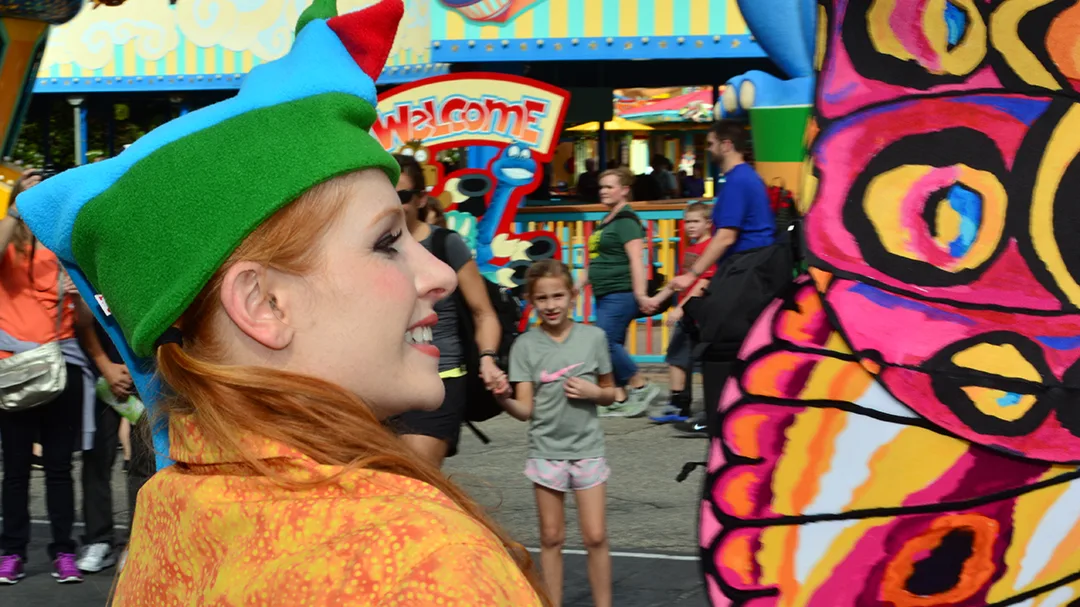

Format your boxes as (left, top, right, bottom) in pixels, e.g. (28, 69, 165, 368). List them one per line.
(665, 324, 695, 371)
(389, 374, 467, 457)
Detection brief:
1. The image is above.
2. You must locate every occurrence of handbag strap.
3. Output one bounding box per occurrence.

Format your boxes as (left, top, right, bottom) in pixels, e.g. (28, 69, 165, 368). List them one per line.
(53, 263, 65, 339)
(30, 235, 67, 342)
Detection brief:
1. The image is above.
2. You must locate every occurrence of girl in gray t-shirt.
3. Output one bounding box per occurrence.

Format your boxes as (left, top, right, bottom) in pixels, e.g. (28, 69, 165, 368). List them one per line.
(496, 259, 616, 607)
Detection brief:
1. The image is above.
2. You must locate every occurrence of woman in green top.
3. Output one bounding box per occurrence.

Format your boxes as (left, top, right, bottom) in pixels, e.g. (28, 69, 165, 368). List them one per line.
(577, 168, 661, 415)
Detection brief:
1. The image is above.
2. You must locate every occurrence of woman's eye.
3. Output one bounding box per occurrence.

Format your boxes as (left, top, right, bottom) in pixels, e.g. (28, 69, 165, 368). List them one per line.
(375, 230, 402, 256)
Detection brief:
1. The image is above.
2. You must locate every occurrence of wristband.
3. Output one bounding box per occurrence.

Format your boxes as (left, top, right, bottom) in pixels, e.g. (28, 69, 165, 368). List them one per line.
(689, 267, 702, 277)
(479, 350, 498, 360)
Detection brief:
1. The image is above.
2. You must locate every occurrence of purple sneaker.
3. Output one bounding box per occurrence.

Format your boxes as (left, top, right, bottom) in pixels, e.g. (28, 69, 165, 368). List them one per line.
(0, 555, 24, 584)
(52, 553, 83, 583)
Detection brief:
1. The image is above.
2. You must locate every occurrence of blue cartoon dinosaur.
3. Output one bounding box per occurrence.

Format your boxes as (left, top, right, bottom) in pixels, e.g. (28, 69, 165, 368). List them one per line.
(475, 143, 538, 271)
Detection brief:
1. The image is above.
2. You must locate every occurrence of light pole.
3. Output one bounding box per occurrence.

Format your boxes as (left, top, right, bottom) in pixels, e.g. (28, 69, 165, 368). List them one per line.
(67, 96, 87, 166)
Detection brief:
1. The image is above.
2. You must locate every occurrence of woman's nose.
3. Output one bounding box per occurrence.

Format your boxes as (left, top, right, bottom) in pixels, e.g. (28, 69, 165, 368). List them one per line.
(414, 243, 458, 302)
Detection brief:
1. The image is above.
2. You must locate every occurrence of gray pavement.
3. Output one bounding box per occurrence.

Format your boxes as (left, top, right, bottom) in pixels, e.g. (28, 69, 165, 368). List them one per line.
(9, 371, 711, 606)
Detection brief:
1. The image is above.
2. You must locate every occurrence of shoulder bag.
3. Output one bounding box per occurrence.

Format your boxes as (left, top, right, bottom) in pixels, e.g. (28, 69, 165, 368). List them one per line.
(0, 264, 68, 411)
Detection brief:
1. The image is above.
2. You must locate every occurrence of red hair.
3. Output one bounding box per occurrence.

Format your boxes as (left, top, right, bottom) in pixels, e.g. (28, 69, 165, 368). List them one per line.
(154, 171, 550, 603)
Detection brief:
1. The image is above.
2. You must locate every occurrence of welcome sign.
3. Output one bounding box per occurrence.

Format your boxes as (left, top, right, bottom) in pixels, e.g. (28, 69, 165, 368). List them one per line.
(374, 73, 568, 157)
(374, 73, 570, 291)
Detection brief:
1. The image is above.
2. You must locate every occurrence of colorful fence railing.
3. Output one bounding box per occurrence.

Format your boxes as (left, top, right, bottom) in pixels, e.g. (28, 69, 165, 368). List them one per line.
(516, 200, 702, 363)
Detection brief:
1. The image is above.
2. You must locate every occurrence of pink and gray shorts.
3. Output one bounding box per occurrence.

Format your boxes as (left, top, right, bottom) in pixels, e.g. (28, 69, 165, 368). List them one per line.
(525, 457, 610, 493)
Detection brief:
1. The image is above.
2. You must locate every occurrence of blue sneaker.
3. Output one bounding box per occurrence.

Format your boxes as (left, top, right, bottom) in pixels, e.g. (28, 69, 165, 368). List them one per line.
(650, 406, 690, 424)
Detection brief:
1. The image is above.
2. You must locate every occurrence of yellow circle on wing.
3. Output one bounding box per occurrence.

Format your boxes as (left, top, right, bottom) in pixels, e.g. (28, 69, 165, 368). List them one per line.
(1032, 104, 1080, 306)
(951, 342, 1042, 382)
(961, 387, 1037, 421)
(990, 0, 1061, 90)
(924, 0, 987, 76)
(863, 163, 1005, 272)
(867, 0, 986, 76)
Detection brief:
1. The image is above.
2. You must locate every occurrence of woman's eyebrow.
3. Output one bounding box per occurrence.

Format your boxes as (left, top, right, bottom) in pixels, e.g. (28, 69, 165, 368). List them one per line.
(368, 206, 404, 227)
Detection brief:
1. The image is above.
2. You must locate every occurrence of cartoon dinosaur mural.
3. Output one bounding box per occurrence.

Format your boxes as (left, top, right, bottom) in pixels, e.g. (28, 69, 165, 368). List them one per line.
(475, 143, 538, 268)
(433, 145, 559, 289)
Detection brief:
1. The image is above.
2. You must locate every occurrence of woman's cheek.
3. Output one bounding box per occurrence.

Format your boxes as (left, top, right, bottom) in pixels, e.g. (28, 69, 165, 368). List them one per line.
(367, 265, 415, 304)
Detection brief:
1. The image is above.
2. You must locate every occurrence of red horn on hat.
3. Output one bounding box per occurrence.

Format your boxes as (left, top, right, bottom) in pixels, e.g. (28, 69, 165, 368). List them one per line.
(327, 0, 405, 82)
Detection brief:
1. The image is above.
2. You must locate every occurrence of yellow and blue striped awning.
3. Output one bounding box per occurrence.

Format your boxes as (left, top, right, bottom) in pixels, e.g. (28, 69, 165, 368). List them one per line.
(429, 0, 763, 62)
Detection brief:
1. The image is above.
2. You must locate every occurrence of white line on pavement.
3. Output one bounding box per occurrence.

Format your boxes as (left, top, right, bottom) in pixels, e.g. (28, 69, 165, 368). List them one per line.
(27, 518, 130, 530)
(526, 548, 699, 561)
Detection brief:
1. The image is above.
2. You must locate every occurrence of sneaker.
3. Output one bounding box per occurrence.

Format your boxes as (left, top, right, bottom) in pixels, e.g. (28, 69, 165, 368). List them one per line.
(0, 555, 24, 584)
(76, 543, 116, 573)
(52, 553, 83, 583)
(617, 382, 660, 418)
(599, 400, 627, 417)
(673, 411, 709, 437)
(650, 405, 690, 424)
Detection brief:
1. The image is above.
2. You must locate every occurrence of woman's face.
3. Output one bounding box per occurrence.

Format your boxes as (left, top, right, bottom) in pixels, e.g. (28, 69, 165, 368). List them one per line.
(599, 175, 628, 207)
(396, 171, 427, 225)
(284, 170, 456, 417)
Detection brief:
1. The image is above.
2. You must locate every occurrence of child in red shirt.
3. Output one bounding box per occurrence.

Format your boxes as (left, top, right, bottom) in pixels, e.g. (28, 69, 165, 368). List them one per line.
(646, 202, 714, 422)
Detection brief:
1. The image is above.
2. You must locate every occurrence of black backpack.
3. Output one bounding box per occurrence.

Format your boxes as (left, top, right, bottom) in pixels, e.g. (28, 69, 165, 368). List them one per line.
(431, 228, 523, 440)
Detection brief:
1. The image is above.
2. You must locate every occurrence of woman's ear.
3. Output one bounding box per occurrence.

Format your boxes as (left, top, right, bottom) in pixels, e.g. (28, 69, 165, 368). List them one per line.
(219, 262, 295, 350)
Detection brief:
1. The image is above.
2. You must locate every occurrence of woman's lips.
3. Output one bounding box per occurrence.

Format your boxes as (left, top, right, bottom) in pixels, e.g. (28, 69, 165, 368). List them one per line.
(408, 313, 438, 330)
(410, 343, 440, 358)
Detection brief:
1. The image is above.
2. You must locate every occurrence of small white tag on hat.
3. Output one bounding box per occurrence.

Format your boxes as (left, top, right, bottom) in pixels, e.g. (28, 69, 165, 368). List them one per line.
(95, 294, 112, 316)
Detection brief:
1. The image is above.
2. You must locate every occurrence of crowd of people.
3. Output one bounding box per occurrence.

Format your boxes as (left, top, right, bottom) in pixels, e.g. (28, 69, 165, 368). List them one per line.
(0, 3, 783, 602)
(0, 113, 777, 605)
(575, 154, 704, 204)
(0, 169, 155, 584)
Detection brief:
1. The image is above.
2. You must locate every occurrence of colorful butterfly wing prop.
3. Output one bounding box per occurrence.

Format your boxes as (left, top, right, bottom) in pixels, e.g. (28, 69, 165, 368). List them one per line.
(703, 0, 1080, 604)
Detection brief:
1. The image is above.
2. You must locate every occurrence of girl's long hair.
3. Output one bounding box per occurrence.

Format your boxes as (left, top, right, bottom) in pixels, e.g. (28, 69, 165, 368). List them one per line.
(8, 176, 34, 251)
(153, 172, 550, 603)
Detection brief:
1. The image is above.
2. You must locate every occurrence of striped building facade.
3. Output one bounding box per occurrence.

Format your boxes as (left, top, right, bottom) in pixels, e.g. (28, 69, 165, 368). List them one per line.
(431, 0, 763, 62)
(33, 0, 763, 93)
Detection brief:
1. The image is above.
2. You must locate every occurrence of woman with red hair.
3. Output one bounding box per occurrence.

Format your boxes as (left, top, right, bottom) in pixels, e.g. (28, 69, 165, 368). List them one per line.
(15, 0, 547, 604)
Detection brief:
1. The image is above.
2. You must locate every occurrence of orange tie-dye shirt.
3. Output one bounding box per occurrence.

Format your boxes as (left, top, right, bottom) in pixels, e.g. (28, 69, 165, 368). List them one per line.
(114, 416, 542, 606)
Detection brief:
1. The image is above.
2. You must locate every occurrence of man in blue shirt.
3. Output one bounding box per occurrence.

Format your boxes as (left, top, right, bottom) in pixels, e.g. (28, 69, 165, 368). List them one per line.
(671, 120, 775, 291)
(669, 120, 778, 438)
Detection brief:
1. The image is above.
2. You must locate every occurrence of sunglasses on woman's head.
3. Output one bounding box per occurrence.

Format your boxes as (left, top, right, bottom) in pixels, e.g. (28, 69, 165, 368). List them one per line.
(398, 189, 424, 204)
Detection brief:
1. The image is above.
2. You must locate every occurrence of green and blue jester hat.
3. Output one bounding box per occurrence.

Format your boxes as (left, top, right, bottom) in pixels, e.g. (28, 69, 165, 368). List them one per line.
(16, 0, 404, 470)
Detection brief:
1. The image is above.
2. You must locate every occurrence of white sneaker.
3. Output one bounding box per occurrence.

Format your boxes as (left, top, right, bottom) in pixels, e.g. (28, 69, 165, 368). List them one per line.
(76, 543, 116, 573)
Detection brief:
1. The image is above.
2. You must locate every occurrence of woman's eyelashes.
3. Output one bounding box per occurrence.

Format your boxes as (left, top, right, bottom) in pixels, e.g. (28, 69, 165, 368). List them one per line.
(374, 230, 403, 257)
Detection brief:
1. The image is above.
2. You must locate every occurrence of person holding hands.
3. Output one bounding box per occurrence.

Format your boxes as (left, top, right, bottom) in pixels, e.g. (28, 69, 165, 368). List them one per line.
(498, 259, 615, 607)
(646, 202, 715, 423)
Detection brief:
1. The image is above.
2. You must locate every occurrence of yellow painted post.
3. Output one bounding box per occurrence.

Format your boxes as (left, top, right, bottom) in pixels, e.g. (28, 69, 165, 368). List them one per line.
(572, 220, 584, 320)
(656, 218, 665, 349)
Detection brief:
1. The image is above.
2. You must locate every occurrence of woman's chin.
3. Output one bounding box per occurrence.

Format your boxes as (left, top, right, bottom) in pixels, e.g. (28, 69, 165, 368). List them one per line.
(401, 382, 447, 414)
